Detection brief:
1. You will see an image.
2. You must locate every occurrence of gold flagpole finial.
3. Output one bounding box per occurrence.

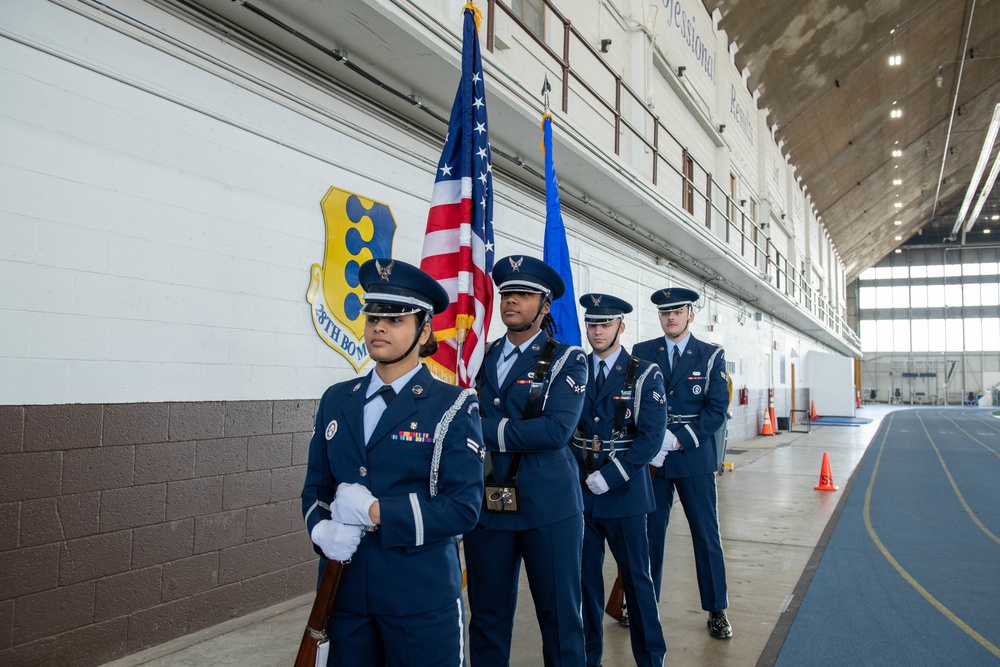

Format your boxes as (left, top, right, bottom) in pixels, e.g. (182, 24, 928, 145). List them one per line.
(463, 1, 482, 31)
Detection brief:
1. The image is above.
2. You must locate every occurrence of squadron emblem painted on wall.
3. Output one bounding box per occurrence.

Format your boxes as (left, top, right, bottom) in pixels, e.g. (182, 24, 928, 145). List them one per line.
(306, 186, 397, 370)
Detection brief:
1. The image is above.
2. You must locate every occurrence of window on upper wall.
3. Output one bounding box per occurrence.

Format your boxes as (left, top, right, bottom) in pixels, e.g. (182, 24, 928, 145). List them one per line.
(511, 0, 544, 37)
(682, 153, 695, 214)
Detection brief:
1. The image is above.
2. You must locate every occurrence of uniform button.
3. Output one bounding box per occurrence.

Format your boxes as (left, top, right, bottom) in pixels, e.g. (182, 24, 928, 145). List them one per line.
(669, 391, 674, 396)
(594, 416, 601, 422)
(668, 406, 674, 411)
(359, 467, 367, 477)
(493, 398, 501, 405)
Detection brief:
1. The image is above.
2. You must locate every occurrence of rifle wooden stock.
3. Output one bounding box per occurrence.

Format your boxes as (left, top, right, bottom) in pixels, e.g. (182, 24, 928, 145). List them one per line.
(604, 567, 626, 622)
(294, 559, 344, 667)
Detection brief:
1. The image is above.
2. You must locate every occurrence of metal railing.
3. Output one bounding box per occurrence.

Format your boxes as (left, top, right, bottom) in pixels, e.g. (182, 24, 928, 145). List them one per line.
(485, 0, 859, 349)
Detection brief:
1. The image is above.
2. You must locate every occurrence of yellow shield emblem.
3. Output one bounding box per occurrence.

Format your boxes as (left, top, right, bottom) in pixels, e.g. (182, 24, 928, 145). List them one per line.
(306, 187, 397, 370)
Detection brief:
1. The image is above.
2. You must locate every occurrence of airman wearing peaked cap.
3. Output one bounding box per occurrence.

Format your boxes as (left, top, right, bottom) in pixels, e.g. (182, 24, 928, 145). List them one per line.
(302, 258, 484, 665)
(466, 254, 588, 666)
(575, 293, 666, 666)
(634, 284, 733, 639)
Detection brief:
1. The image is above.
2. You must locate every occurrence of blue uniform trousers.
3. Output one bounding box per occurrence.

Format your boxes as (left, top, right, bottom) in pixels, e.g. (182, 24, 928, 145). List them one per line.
(647, 472, 728, 611)
(325, 597, 465, 666)
(582, 514, 665, 667)
(465, 513, 585, 667)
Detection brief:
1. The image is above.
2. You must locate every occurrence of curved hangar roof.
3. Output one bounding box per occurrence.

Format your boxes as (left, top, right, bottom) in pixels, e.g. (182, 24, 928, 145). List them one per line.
(704, 0, 1000, 279)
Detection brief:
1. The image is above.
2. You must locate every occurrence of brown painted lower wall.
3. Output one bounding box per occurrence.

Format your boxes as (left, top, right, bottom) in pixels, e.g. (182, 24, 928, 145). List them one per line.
(0, 400, 320, 667)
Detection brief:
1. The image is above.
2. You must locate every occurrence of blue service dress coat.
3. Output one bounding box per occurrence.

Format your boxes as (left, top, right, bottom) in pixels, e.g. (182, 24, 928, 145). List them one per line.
(476, 331, 588, 528)
(632, 334, 728, 478)
(301, 365, 484, 616)
(574, 349, 667, 518)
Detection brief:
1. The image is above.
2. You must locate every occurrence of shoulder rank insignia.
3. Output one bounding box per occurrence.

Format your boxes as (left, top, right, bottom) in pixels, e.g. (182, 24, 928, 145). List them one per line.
(467, 438, 485, 461)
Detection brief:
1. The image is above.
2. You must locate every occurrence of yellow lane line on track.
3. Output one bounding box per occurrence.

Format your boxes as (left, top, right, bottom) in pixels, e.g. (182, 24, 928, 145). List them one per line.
(934, 411, 1000, 459)
(864, 412, 1000, 659)
(916, 413, 1000, 546)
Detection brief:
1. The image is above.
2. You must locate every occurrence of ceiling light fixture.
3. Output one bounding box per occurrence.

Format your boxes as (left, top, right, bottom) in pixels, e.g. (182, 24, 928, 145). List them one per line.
(895, 248, 902, 254)
(889, 54, 902, 66)
(894, 220, 902, 225)
(935, 66, 944, 88)
(890, 109, 902, 119)
(892, 149, 903, 157)
(953, 103, 1000, 236)
(893, 179, 902, 185)
(895, 235, 902, 240)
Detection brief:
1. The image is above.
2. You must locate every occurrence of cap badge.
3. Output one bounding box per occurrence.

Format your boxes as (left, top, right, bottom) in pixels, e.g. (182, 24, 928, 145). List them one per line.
(375, 259, 394, 282)
(509, 256, 524, 272)
(590, 294, 603, 306)
(661, 289, 672, 300)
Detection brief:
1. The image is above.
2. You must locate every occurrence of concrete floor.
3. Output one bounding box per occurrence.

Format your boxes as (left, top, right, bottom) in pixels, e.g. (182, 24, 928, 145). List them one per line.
(101, 406, 895, 667)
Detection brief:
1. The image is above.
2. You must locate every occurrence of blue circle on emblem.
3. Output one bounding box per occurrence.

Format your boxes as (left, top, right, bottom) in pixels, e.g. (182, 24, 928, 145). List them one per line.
(692, 385, 702, 395)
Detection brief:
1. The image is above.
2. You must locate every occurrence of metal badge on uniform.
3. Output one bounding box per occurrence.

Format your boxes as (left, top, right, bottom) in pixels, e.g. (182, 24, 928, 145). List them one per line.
(412, 385, 424, 395)
(658, 345, 665, 352)
(325, 420, 338, 440)
(531, 344, 540, 352)
(692, 385, 702, 395)
(410, 422, 418, 429)
(352, 382, 362, 392)
(527, 372, 535, 379)
(692, 371, 701, 376)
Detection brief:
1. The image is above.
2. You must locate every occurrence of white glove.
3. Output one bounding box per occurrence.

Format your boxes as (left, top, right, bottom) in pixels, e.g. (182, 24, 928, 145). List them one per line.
(586, 471, 610, 495)
(651, 430, 678, 467)
(330, 483, 377, 526)
(310, 519, 363, 561)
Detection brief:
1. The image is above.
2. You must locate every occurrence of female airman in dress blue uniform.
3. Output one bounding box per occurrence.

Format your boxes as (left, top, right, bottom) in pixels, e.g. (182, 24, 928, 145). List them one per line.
(465, 255, 589, 667)
(633, 287, 732, 639)
(574, 293, 667, 667)
(301, 258, 485, 666)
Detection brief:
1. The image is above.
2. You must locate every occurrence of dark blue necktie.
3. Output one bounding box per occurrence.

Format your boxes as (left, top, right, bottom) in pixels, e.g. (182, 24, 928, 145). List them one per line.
(670, 345, 680, 377)
(368, 385, 396, 406)
(595, 360, 607, 392)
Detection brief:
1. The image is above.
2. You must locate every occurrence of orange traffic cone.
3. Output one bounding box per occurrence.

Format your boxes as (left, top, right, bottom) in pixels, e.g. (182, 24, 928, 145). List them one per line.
(856, 389, 862, 409)
(810, 401, 818, 421)
(814, 452, 838, 491)
(761, 410, 775, 436)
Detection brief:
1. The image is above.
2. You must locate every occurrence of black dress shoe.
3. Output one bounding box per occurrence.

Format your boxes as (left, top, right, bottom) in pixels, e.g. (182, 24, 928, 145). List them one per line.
(708, 610, 733, 639)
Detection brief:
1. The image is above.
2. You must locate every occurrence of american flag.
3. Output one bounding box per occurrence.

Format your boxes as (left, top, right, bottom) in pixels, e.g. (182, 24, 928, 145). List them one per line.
(420, 5, 495, 387)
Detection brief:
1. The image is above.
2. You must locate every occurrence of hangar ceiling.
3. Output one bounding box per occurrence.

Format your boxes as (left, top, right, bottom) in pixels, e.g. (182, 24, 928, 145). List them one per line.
(702, 0, 1000, 280)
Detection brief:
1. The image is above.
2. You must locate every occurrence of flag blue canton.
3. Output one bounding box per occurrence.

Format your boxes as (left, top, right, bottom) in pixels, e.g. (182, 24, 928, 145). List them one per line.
(542, 115, 581, 345)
